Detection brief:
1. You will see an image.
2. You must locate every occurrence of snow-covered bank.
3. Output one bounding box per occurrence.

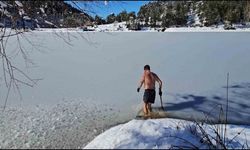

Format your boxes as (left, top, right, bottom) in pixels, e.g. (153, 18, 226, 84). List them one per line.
(23, 22, 250, 32)
(95, 22, 250, 32)
(3, 21, 250, 33)
(84, 118, 250, 149)
(34, 26, 250, 32)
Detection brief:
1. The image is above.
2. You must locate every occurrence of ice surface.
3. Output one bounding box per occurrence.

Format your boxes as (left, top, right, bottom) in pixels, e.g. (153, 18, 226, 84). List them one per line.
(0, 99, 124, 149)
(1, 31, 250, 148)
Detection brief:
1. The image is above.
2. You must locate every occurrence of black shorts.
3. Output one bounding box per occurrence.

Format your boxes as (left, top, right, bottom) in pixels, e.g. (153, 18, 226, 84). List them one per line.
(143, 89, 156, 104)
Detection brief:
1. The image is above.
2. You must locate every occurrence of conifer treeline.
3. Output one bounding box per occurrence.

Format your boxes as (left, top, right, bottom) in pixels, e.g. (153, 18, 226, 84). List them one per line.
(95, 1, 250, 27)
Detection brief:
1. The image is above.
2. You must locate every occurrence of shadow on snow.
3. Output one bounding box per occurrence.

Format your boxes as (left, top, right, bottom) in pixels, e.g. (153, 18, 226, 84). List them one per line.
(160, 82, 250, 125)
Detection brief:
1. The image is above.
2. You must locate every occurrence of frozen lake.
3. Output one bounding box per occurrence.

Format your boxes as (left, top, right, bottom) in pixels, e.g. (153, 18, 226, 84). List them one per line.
(1, 32, 250, 148)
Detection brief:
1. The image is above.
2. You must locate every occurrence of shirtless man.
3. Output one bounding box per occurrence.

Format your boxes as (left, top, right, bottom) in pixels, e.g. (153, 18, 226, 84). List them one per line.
(137, 65, 163, 116)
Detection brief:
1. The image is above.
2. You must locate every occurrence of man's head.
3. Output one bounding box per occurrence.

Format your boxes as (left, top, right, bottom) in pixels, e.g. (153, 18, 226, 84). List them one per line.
(144, 65, 150, 71)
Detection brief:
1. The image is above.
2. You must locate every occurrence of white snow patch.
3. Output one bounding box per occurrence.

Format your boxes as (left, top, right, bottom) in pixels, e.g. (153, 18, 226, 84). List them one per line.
(15, 1, 23, 7)
(44, 20, 55, 26)
(40, 7, 45, 14)
(0, 1, 7, 8)
(18, 9, 25, 16)
(23, 16, 31, 20)
(84, 118, 250, 149)
(95, 22, 129, 32)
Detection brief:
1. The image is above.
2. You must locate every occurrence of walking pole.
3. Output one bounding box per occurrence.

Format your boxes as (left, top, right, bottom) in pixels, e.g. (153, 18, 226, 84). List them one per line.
(160, 95, 164, 110)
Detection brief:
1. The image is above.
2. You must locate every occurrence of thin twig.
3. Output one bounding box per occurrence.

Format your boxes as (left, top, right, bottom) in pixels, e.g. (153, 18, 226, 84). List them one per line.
(224, 73, 229, 144)
(3, 79, 12, 111)
(227, 128, 245, 148)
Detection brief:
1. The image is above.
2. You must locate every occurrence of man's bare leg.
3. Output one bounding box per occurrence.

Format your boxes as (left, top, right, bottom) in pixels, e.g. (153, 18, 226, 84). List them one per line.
(145, 103, 152, 116)
(146, 103, 150, 113)
(148, 103, 152, 112)
(143, 102, 148, 116)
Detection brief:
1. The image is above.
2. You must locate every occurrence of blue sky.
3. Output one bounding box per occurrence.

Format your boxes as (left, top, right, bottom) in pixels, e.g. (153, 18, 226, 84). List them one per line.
(66, 1, 150, 19)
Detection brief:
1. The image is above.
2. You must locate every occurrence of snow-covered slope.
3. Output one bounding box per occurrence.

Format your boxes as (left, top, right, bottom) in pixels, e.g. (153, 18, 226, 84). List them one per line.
(95, 22, 129, 32)
(89, 22, 250, 32)
(84, 118, 250, 149)
(0, 1, 92, 28)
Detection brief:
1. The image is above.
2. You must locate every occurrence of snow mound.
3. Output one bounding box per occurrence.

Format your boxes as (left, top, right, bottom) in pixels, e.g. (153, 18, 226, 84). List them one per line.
(84, 118, 250, 149)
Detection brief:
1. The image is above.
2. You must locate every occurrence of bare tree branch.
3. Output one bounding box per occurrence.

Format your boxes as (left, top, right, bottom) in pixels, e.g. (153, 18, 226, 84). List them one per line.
(0, 1, 104, 111)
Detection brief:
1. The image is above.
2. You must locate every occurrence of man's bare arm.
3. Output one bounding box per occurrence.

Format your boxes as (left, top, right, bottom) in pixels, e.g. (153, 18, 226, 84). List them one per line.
(137, 74, 145, 92)
(138, 75, 144, 89)
(153, 73, 163, 96)
(153, 73, 163, 89)
(157, 77, 163, 90)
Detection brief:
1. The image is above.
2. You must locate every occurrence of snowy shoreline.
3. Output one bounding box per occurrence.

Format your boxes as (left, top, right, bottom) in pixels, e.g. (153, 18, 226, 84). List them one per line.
(33, 27, 250, 32)
(84, 118, 250, 149)
(6, 21, 250, 32)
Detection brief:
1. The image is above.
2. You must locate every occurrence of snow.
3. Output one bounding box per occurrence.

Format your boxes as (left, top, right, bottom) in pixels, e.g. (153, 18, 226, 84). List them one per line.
(84, 118, 250, 149)
(0, 2, 10, 16)
(40, 7, 45, 14)
(0, 1, 7, 8)
(95, 21, 129, 32)
(44, 20, 55, 26)
(23, 15, 31, 20)
(79, 22, 250, 32)
(18, 9, 25, 16)
(31, 24, 250, 32)
(15, 1, 23, 7)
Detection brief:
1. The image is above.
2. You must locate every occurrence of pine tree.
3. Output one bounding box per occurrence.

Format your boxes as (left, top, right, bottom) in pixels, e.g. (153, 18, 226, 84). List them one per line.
(119, 10, 129, 22)
(162, 12, 175, 27)
(94, 15, 105, 25)
(244, 1, 250, 22)
(128, 11, 136, 20)
(106, 13, 116, 24)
